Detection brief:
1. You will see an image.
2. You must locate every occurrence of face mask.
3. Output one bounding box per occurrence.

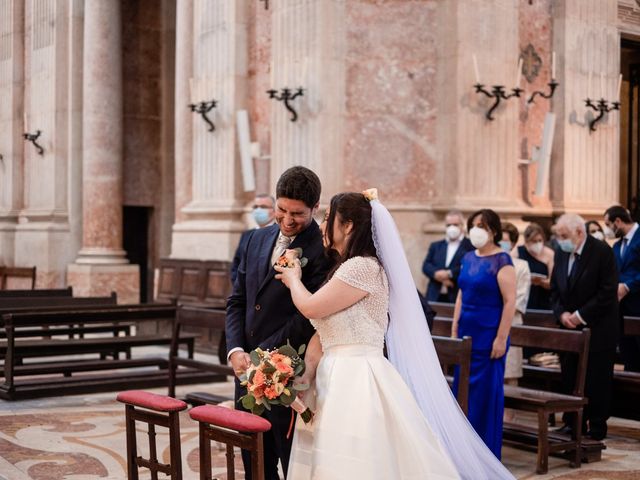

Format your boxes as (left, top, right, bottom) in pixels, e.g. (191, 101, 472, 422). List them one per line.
(591, 231, 605, 241)
(528, 241, 544, 256)
(469, 227, 490, 249)
(445, 225, 461, 241)
(603, 225, 615, 240)
(252, 207, 271, 226)
(498, 240, 512, 252)
(557, 238, 576, 253)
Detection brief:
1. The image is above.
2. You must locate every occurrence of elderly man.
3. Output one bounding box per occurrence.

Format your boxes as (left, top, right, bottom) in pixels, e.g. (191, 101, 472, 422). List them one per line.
(422, 210, 474, 303)
(551, 213, 618, 440)
(604, 205, 640, 372)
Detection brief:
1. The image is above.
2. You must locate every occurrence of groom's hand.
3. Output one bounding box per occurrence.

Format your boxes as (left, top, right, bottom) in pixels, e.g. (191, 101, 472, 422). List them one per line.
(229, 351, 251, 378)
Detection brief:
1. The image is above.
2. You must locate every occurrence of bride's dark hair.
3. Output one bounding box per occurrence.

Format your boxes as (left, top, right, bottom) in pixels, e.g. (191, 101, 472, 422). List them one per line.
(324, 192, 378, 277)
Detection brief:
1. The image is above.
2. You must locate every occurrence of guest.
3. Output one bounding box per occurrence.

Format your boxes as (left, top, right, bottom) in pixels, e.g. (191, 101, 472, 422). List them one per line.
(423, 210, 474, 303)
(513, 223, 554, 310)
(452, 209, 516, 458)
(500, 223, 531, 401)
(586, 220, 605, 241)
(230, 194, 276, 284)
(604, 205, 640, 372)
(551, 213, 618, 440)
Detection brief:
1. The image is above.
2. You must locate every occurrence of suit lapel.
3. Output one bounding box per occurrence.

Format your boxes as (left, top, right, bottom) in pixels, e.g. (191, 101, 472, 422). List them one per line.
(558, 251, 570, 292)
(568, 237, 591, 291)
(256, 225, 280, 291)
(621, 230, 640, 268)
(448, 241, 465, 268)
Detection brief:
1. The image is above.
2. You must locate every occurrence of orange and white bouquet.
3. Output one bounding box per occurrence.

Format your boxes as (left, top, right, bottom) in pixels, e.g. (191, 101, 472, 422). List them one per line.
(274, 247, 308, 269)
(239, 342, 314, 423)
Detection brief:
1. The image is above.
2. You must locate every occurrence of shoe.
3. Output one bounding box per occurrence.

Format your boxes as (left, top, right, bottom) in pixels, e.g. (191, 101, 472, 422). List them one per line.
(555, 424, 573, 435)
(587, 430, 606, 441)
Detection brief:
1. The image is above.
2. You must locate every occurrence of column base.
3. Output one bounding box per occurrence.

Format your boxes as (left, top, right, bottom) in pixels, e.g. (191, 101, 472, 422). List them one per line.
(67, 263, 140, 304)
(75, 247, 130, 264)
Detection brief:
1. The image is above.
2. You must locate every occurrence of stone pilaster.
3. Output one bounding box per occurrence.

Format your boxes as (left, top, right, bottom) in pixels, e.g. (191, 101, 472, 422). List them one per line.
(435, 0, 521, 213)
(170, 0, 248, 260)
(550, 0, 619, 214)
(67, 0, 138, 302)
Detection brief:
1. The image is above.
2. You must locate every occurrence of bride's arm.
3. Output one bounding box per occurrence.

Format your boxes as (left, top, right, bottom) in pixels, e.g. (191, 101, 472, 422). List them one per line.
(275, 262, 367, 319)
(299, 333, 322, 385)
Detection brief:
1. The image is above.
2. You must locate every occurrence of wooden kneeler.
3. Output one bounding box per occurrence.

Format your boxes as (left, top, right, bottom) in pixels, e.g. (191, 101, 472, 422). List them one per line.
(189, 405, 271, 480)
(117, 390, 188, 480)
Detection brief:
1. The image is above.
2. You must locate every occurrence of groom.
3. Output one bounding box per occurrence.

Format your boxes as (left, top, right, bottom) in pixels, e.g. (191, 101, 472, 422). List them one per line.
(226, 166, 329, 480)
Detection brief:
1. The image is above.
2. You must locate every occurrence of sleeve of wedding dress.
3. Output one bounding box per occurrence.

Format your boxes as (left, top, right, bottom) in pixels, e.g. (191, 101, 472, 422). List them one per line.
(334, 257, 380, 294)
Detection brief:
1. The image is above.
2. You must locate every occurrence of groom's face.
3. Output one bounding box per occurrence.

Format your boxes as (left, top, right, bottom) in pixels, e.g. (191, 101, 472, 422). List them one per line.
(275, 197, 318, 237)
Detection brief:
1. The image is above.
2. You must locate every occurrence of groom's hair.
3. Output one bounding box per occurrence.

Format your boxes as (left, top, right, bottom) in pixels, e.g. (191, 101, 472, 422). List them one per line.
(276, 166, 321, 208)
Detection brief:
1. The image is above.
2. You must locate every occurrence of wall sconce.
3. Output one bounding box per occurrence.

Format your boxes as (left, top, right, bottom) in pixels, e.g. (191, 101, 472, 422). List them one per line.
(528, 80, 559, 104)
(189, 100, 217, 132)
(584, 98, 619, 132)
(267, 88, 304, 122)
(23, 130, 44, 155)
(474, 84, 522, 121)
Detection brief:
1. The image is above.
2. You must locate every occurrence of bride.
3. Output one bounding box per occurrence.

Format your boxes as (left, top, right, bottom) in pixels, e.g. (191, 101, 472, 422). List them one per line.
(274, 190, 514, 480)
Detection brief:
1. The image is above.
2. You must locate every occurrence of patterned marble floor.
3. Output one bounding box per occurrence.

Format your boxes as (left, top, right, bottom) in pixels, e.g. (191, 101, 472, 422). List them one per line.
(0, 380, 638, 480)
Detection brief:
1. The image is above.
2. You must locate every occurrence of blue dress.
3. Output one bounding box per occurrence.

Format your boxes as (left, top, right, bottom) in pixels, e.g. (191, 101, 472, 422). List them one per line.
(453, 250, 513, 459)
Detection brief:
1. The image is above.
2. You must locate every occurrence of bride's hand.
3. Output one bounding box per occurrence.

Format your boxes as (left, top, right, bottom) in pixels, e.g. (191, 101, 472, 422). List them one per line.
(274, 259, 302, 288)
(294, 369, 315, 397)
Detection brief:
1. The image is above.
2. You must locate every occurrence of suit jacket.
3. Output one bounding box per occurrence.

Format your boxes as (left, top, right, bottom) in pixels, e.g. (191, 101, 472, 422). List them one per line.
(613, 227, 640, 316)
(226, 221, 329, 354)
(230, 229, 255, 285)
(550, 235, 619, 352)
(422, 237, 474, 302)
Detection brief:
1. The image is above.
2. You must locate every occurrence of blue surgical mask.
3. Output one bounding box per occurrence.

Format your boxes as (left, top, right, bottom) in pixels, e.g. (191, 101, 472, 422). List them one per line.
(498, 240, 512, 252)
(557, 238, 576, 253)
(252, 207, 271, 226)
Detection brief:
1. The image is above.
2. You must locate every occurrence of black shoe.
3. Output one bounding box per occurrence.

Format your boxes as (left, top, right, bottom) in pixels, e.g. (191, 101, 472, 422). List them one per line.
(587, 430, 606, 441)
(555, 424, 573, 435)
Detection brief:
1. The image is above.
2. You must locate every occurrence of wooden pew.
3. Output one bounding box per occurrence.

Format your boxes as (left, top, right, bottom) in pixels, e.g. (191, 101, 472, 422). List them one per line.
(429, 301, 455, 319)
(0, 287, 72, 298)
(0, 266, 36, 290)
(432, 335, 472, 415)
(168, 306, 234, 404)
(0, 304, 207, 400)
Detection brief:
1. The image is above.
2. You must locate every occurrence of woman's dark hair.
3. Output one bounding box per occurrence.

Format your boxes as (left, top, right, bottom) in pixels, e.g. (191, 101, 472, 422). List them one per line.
(325, 192, 378, 277)
(585, 220, 604, 234)
(501, 222, 519, 245)
(467, 209, 502, 246)
(275, 166, 321, 208)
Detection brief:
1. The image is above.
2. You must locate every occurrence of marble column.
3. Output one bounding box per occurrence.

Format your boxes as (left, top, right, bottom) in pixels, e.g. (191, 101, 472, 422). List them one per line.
(0, 0, 24, 266)
(67, 0, 139, 303)
(170, 0, 248, 260)
(550, 0, 619, 214)
(435, 0, 521, 214)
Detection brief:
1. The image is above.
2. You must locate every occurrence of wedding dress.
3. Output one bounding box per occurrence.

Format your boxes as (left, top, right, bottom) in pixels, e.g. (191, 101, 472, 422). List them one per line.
(287, 256, 460, 480)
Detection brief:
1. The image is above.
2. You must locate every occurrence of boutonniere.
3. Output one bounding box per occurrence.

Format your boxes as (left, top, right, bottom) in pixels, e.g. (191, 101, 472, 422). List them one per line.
(275, 247, 308, 268)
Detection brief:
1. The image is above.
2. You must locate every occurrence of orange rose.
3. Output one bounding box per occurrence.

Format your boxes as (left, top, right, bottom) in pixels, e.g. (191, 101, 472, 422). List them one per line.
(252, 369, 266, 387)
(276, 362, 293, 376)
(264, 386, 279, 400)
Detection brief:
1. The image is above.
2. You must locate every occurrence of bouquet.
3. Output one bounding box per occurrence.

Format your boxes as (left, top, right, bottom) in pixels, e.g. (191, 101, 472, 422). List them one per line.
(274, 247, 308, 268)
(239, 342, 314, 423)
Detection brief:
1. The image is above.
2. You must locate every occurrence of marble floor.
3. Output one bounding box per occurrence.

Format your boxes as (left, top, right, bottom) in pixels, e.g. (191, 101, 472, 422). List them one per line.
(0, 379, 638, 480)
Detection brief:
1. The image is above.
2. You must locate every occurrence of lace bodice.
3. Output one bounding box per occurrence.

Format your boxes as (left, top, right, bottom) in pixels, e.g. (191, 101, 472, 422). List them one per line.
(310, 256, 389, 349)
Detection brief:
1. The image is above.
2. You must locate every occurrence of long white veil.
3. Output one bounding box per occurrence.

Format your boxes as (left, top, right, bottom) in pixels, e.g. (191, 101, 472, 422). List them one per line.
(371, 198, 514, 480)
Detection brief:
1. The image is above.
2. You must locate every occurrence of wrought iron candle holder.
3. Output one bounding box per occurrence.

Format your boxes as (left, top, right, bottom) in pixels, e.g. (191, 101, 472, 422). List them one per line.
(584, 98, 620, 132)
(189, 100, 217, 132)
(23, 130, 44, 155)
(267, 88, 304, 122)
(527, 80, 559, 104)
(474, 84, 522, 121)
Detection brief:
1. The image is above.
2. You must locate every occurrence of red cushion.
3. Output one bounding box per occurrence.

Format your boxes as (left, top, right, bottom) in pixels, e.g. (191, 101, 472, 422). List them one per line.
(189, 405, 271, 433)
(116, 390, 187, 412)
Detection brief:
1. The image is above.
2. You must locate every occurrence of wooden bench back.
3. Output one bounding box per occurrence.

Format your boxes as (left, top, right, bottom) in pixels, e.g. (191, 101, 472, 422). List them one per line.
(0, 287, 72, 298)
(624, 316, 640, 336)
(156, 258, 232, 309)
(0, 267, 36, 290)
(432, 317, 452, 337)
(0, 292, 117, 310)
(429, 301, 455, 318)
(432, 335, 472, 415)
(522, 309, 557, 328)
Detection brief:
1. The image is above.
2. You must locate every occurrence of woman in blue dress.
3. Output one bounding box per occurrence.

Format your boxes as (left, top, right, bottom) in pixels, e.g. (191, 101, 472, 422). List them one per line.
(452, 209, 516, 459)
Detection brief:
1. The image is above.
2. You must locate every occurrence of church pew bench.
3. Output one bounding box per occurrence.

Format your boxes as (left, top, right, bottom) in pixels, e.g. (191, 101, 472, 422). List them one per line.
(168, 306, 233, 401)
(0, 304, 213, 400)
(0, 287, 72, 298)
(0, 266, 36, 290)
(432, 335, 472, 415)
(429, 301, 455, 320)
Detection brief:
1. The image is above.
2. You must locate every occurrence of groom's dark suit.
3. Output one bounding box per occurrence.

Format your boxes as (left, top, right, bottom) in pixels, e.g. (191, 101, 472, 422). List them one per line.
(226, 221, 329, 480)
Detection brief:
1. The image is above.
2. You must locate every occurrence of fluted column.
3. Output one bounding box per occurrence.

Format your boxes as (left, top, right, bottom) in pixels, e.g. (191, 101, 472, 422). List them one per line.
(550, 0, 619, 214)
(68, 0, 138, 302)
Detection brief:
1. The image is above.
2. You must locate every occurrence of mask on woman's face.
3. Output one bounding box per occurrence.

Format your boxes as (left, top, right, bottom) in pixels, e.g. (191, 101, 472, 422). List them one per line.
(469, 226, 490, 249)
(252, 207, 271, 226)
(591, 231, 605, 241)
(527, 241, 544, 256)
(603, 225, 615, 240)
(557, 238, 576, 253)
(498, 240, 512, 252)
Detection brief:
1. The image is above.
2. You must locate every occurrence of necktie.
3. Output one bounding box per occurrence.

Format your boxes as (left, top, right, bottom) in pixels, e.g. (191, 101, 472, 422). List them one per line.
(569, 253, 580, 280)
(271, 234, 292, 266)
(621, 238, 629, 258)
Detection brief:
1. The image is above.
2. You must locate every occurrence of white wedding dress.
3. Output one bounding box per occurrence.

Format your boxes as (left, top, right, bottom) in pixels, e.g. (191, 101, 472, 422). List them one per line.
(287, 256, 460, 479)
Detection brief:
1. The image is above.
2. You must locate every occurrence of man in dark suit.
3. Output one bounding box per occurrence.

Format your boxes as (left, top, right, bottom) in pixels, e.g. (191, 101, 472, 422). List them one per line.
(604, 205, 640, 372)
(551, 213, 618, 440)
(422, 210, 474, 303)
(226, 166, 329, 480)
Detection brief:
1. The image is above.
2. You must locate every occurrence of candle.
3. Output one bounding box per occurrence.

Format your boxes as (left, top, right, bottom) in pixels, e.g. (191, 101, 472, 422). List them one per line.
(472, 54, 481, 84)
(516, 57, 523, 88)
(551, 51, 556, 80)
(599, 72, 604, 99)
(617, 73, 623, 101)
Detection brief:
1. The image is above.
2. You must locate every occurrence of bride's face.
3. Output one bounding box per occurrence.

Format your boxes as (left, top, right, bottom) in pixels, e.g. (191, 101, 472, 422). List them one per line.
(321, 208, 351, 255)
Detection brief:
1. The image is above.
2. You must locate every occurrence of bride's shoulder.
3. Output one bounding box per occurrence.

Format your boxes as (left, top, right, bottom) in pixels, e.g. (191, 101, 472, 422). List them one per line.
(337, 256, 382, 276)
